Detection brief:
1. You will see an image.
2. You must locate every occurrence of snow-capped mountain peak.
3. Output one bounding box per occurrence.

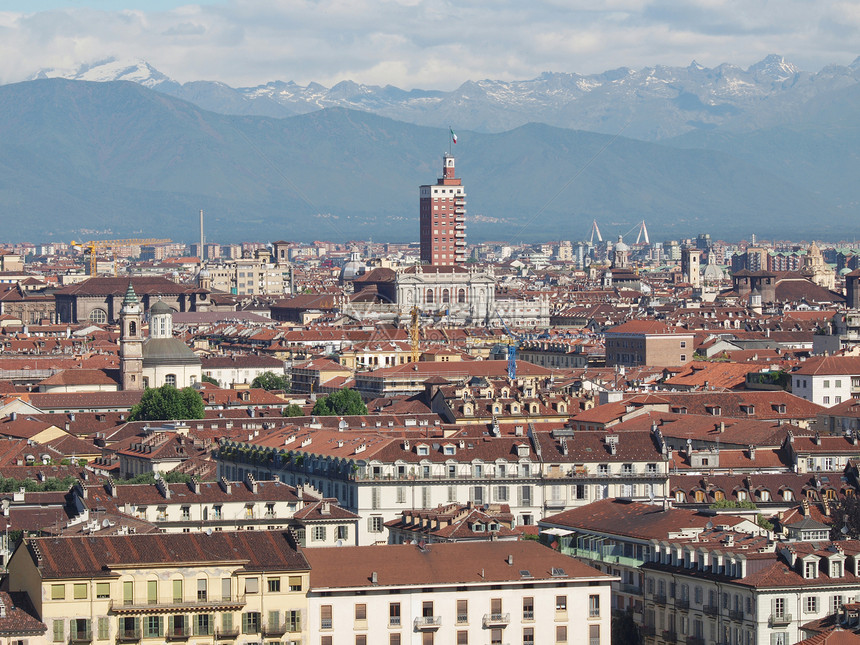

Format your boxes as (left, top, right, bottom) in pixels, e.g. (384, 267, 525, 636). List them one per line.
(747, 54, 799, 81)
(30, 57, 176, 89)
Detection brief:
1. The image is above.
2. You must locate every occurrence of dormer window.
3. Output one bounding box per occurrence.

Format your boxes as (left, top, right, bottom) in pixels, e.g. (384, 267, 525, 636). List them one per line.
(741, 404, 755, 416)
(598, 464, 609, 475)
(416, 445, 429, 456)
(832, 560, 844, 578)
(804, 560, 817, 579)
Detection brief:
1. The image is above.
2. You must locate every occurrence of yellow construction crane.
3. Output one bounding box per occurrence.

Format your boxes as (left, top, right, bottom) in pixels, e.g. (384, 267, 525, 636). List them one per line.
(71, 238, 172, 276)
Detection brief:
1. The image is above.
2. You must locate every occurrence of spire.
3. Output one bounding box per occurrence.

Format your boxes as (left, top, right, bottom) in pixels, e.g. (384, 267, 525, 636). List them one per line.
(122, 282, 138, 306)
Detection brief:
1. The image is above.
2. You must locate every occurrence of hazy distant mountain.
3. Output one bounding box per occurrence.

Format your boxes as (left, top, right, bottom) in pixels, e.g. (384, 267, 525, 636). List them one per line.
(0, 78, 846, 243)
(27, 55, 860, 141)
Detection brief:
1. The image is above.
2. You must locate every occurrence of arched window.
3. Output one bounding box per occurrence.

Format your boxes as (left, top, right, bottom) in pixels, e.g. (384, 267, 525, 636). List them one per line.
(458, 288, 466, 303)
(694, 490, 706, 503)
(128, 321, 136, 336)
(442, 289, 450, 303)
(713, 490, 725, 501)
(165, 374, 177, 387)
(426, 289, 434, 304)
(89, 308, 107, 324)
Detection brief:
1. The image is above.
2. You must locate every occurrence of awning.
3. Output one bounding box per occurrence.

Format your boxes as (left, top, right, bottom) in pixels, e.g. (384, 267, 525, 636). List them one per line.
(542, 528, 574, 536)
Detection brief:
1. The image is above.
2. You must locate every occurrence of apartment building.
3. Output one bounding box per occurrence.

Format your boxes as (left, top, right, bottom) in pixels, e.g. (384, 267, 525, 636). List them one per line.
(791, 356, 860, 407)
(7, 531, 310, 645)
(604, 320, 694, 368)
(304, 540, 615, 645)
(70, 475, 359, 546)
(216, 426, 669, 545)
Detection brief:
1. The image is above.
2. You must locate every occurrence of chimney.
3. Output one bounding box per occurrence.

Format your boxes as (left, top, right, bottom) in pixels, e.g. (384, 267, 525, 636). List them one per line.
(371, 571, 378, 584)
(219, 477, 231, 494)
(506, 554, 514, 566)
(748, 445, 756, 461)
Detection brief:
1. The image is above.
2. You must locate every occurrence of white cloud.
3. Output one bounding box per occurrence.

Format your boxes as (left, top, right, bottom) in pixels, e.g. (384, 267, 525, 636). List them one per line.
(0, 0, 857, 89)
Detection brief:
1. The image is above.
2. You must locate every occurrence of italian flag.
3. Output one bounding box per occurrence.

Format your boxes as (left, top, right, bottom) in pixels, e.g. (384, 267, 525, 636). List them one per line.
(450, 128, 457, 144)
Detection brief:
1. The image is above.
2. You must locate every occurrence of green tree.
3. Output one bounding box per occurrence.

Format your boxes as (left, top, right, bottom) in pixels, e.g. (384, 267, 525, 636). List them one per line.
(282, 404, 304, 417)
(251, 371, 290, 392)
(311, 388, 368, 416)
(129, 384, 205, 421)
(612, 608, 643, 645)
(201, 374, 219, 386)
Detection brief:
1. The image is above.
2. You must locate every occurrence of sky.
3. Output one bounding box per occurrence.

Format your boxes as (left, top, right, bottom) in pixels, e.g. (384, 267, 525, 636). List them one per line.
(0, 0, 858, 89)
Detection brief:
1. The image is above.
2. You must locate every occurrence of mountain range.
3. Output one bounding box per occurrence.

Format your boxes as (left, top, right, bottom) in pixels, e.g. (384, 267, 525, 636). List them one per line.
(3, 55, 859, 244)
(30, 55, 860, 141)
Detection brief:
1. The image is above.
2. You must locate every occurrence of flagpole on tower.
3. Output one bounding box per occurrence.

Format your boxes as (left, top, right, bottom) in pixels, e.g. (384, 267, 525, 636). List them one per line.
(449, 127, 457, 154)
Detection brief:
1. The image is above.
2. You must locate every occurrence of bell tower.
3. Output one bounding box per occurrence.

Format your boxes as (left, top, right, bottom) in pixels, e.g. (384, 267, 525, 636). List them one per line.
(120, 282, 144, 391)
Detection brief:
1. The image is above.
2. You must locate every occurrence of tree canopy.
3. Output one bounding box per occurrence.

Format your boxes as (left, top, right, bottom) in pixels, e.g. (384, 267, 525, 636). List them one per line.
(251, 371, 290, 392)
(311, 388, 368, 416)
(129, 384, 205, 421)
(282, 403, 304, 417)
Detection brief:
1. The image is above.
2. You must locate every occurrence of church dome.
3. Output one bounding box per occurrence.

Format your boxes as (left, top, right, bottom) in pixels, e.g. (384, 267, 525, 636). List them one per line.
(150, 300, 173, 316)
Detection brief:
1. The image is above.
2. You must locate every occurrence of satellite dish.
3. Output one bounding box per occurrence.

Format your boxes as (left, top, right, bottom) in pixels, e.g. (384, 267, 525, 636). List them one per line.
(705, 521, 714, 530)
(335, 539, 343, 547)
(206, 528, 213, 536)
(686, 439, 692, 446)
(102, 519, 110, 528)
(842, 526, 849, 535)
(648, 491, 655, 502)
(410, 539, 419, 545)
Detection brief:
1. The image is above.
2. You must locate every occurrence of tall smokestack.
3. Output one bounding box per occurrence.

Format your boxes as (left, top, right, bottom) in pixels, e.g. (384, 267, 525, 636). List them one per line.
(199, 209, 205, 266)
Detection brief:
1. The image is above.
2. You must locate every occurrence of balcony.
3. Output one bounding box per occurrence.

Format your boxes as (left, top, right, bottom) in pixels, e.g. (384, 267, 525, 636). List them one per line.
(703, 605, 719, 616)
(769, 614, 792, 627)
(653, 594, 667, 605)
(662, 630, 678, 643)
(728, 609, 744, 621)
(116, 629, 141, 643)
(687, 637, 706, 645)
(640, 625, 655, 637)
(70, 630, 93, 644)
(482, 613, 510, 628)
(214, 628, 240, 640)
(110, 595, 246, 613)
(262, 623, 288, 637)
(675, 598, 690, 610)
(414, 616, 442, 630)
(164, 627, 192, 641)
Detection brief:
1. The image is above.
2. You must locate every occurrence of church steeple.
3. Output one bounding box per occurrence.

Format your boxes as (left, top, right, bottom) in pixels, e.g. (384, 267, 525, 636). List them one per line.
(120, 282, 143, 391)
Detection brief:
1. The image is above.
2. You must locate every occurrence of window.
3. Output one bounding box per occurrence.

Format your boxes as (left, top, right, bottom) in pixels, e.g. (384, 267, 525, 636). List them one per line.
(51, 584, 65, 600)
(680, 354, 687, 362)
(267, 577, 281, 592)
(556, 595, 567, 611)
(73, 583, 87, 600)
(805, 561, 817, 579)
(241, 612, 260, 634)
(89, 308, 107, 324)
(390, 602, 401, 626)
(144, 616, 162, 638)
(356, 636, 367, 645)
(123, 581, 133, 604)
(457, 631, 468, 645)
(390, 635, 401, 645)
(833, 595, 844, 614)
(313, 526, 327, 541)
(244, 577, 259, 594)
(96, 582, 110, 599)
(806, 596, 819, 613)
(321, 605, 333, 630)
(52, 620, 64, 642)
(368, 516, 384, 533)
(523, 627, 535, 644)
(824, 396, 830, 405)
(496, 485, 509, 502)
(322, 638, 333, 645)
(165, 373, 177, 387)
(172, 580, 183, 603)
(194, 614, 213, 636)
(71, 619, 90, 642)
(355, 603, 367, 621)
(337, 525, 349, 541)
(824, 380, 831, 388)
(98, 617, 109, 640)
(556, 625, 568, 643)
(457, 599, 468, 623)
(288, 576, 302, 592)
(589, 594, 600, 618)
(774, 597, 786, 617)
(197, 578, 207, 601)
(589, 624, 600, 645)
(523, 596, 534, 620)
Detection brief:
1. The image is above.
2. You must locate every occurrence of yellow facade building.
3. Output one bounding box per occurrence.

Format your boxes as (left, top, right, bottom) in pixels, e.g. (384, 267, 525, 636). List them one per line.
(8, 531, 309, 645)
